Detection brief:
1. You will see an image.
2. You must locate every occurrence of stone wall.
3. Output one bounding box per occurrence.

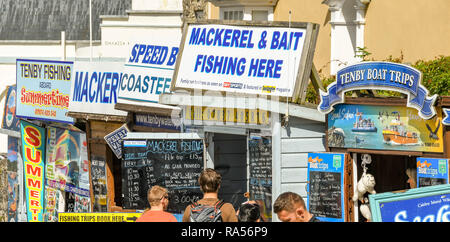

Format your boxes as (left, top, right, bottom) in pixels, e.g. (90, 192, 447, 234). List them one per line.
(0, 0, 131, 40)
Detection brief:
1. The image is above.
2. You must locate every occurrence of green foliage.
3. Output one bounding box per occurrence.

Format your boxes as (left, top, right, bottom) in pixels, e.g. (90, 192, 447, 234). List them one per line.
(413, 56, 450, 96)
(354, 47, 372, 61)
(305, 50, 449, 104)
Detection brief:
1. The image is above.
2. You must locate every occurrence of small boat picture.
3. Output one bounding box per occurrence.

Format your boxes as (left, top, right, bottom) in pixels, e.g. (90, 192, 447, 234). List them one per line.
(382, 118, 420, 145)
(352, 110, 377, 132)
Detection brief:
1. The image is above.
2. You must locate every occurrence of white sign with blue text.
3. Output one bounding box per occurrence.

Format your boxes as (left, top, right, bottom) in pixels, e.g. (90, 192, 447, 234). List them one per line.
(69, 61, 127, 116)
(117, 39, 181, 104)
(173, 24, 307, 97)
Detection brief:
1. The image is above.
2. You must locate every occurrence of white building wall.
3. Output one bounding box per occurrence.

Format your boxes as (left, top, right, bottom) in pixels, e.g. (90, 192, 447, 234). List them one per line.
(279, 116, 326, 211)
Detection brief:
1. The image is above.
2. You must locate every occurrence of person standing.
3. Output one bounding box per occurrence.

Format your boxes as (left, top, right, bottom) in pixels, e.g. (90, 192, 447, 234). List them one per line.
(273, 192, 320, 222)
(237, 202, 261, 222)
(182, 168, 238, 222)
(136, 185, 178, 222)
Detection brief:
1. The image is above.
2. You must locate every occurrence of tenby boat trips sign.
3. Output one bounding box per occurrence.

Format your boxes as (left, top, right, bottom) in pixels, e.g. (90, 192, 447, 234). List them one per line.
(318, 62, 438, 120)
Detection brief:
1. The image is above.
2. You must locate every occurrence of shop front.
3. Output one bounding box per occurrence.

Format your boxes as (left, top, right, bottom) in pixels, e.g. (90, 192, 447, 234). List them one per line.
(156, 19, 323, 221)
(67, 61, 130, 212)
(2, 59, 93, 222)
(315, 61, 450, 222)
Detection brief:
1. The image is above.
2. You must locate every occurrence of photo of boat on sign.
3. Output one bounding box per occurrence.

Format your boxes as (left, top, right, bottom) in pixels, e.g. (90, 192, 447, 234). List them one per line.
(352, 110, 377, 133)
(327, 104, 443, 152)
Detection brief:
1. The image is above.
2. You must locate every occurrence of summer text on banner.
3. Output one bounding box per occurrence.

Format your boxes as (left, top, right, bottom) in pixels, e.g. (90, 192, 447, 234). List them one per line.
(318, 62, 438, 120)
(21, 120, 46, 222)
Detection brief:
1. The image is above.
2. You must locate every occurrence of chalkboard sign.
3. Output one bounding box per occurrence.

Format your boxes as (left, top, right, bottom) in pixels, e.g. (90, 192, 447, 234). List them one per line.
(248, 136, 272, 221)
(417, 158, 449, 188)
(307, 153, 345, 222)
(121, 138, 204, 214)
(91, 156, 108, 212)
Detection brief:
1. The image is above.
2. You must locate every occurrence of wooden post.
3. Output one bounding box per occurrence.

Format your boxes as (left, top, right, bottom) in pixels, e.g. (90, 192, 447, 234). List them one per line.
(344, 153, 354, 222)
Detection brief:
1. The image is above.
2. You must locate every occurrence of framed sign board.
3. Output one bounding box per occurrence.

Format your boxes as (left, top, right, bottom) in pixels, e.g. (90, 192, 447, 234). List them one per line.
(369, 184, 450, 222)
(121, 135, 204, 214)
(171, 20, 319, 102)
(307, 152, 349, 222)
(417, 158, 449, 188)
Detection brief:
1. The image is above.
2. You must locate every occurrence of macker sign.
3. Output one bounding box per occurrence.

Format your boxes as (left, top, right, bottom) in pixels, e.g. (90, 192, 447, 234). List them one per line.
(69, 61, 127, 116)
(172, 21, 318, 98)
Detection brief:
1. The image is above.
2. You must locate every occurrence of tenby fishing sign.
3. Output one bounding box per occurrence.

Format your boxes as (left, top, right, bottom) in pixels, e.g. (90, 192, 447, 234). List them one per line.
(318, 62, 438, 119)
(16, 59, 74, 123)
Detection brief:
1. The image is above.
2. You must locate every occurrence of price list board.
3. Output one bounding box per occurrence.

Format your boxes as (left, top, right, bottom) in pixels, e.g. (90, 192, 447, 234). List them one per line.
(121, 139, 204, 213)
(248, 136, 272, 221)
(307, 153, 346, 222)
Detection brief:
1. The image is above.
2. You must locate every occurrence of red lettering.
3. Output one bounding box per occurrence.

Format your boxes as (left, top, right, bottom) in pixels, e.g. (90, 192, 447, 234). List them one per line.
(25, 126, 41, 147)
(30, 200, 40, 207)
(30, 190, 40, 199)
(27, 178, 41, 189)
(26, 163, 42, 177)
(25, 147, 42, 164)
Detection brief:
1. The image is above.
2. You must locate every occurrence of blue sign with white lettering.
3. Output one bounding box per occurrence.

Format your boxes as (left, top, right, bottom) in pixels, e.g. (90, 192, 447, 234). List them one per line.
(318, 62, 438, 119)
(417, 157, 449, 188)
(370, 184, 450, 222)
(444, 109, 450, 126)
(378, 192, 450, 222)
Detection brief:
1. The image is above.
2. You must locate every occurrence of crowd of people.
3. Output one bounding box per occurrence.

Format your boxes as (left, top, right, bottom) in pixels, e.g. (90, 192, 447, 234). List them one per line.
(136, 168, 320, 222)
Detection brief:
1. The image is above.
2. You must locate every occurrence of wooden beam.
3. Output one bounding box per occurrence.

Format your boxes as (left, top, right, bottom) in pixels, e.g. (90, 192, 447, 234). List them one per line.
(294, 22, 320, 104)
(114, 103, 181, 117)
(67, 111, 127, 123)
(310, 63, 325, 93)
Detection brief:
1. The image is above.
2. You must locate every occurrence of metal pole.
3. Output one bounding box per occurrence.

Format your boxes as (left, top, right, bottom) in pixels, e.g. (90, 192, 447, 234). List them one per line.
(89, 0, 93, 62)
(61, 31, 66, 61)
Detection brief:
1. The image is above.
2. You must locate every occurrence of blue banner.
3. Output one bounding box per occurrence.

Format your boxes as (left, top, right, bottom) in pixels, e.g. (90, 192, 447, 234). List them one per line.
(444, 108, 450, 126)
(318, 62, 438, 119)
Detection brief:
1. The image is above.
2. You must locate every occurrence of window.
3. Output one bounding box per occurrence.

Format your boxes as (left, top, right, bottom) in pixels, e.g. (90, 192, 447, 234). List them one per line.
(252, 10, 268, 21)
(223, 10, 243, 20)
